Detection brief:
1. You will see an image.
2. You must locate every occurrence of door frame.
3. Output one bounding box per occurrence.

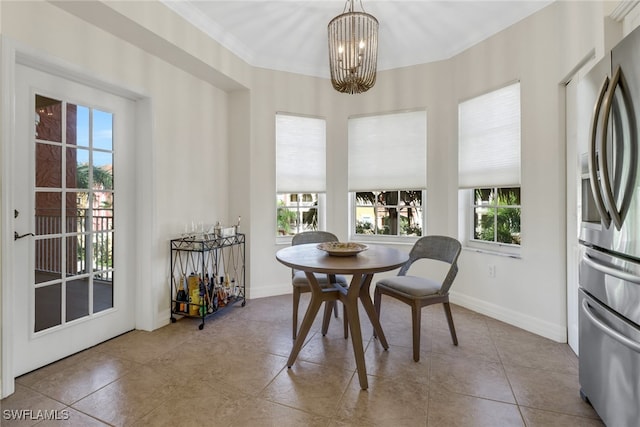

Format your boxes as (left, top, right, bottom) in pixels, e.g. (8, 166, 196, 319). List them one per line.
(565, 75, 580, 355)
(563, 50, 597, 356)
(0, 36, 156, 398)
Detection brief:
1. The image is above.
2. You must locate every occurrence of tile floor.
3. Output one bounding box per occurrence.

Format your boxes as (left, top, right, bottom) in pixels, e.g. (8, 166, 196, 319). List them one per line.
(2, 294, 603, 426)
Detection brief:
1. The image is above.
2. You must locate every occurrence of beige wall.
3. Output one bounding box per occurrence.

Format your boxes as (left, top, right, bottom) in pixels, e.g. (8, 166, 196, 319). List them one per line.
(449, 1, 604, 340)
(0, 2, 621, 387)
(0, 0, 235, 334)
(243, 1, 608, 341)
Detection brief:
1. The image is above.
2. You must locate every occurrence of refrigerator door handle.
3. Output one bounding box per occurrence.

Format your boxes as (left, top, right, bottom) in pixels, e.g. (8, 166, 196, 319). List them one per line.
(599, 65, 638, 230)
(588, 75, 612, 228)
(581, 299, 640, 353)
(583, 253, 640, 284)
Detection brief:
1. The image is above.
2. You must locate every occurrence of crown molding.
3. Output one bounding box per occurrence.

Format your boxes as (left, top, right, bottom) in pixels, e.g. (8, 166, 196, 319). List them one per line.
(610, 1, 640, 21)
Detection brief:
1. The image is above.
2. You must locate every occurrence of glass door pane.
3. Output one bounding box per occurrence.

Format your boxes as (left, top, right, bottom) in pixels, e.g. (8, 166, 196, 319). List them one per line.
(33, 95, 115, 332)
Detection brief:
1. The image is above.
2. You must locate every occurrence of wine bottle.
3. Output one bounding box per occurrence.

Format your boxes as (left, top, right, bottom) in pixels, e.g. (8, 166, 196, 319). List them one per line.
(176, 277, 188, 312)
(212, 288, 218, 310)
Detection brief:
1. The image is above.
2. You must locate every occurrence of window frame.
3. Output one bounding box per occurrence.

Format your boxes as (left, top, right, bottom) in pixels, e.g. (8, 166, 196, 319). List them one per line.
(472, 186, 521, 243)
(459, 188, 521, 257)
(276, 192, 326, 244)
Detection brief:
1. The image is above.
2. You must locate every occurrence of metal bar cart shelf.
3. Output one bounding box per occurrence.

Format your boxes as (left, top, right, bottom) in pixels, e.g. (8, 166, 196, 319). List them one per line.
(170, 233, 246, 329)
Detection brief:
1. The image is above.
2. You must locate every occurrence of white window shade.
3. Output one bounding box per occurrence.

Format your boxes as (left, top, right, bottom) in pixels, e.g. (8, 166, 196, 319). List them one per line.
(458, 82, 521, 188)
(348, 110, 427, 191)
(276, 113, 326, 193)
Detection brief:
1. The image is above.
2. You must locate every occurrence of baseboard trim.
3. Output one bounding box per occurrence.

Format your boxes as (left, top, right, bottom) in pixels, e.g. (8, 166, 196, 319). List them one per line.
(248, 284, 291, 299)
(159, 287, 567, 342)
(450, 291, 567, 343)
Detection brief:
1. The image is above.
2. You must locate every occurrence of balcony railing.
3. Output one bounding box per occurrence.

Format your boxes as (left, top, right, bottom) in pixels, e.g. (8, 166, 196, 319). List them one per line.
(34, 211, 113, 281)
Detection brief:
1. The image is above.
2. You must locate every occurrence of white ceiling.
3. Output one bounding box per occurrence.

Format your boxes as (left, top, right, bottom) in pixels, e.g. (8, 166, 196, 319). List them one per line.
(162, 0, 553, 78)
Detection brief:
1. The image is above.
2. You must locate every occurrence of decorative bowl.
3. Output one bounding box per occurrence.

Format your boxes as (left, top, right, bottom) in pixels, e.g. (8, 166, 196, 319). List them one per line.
(317, 242, 368, 257)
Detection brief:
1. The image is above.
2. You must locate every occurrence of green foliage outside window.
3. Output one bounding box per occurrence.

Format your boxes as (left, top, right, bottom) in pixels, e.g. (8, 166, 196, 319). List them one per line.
(277, 194, 319, 236)
(354, 190, 423, 236)
(474, 188, 521, 245)
(356, 220, 374, 234)
(277, 201, 297, 236)
(76, 163, 113, 190)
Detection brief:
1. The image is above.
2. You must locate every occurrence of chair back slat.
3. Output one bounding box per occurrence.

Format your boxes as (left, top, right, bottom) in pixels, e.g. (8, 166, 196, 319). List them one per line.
(292, 231, 339, 246)
(409, 235, 461, 264)
(398, 235, 462, 295)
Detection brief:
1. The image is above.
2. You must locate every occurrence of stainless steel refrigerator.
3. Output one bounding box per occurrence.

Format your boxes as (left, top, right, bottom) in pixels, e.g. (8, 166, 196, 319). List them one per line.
(578, 25, 640, 427)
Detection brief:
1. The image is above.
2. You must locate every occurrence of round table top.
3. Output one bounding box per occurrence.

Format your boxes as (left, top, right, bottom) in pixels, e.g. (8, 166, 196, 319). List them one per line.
(276, 243, 409, 275)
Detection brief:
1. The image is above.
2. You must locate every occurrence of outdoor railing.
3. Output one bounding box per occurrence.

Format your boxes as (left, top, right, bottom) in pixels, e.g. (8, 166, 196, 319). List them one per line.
(34, 210, 113, 281)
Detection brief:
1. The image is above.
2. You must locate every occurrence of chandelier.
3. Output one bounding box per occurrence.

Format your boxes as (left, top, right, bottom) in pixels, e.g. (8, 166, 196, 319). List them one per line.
(328, 0, 379, 94)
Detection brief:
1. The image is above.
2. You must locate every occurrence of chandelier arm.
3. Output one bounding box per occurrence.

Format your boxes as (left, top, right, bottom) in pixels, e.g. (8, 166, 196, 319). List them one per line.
(343, 0, 351, 14)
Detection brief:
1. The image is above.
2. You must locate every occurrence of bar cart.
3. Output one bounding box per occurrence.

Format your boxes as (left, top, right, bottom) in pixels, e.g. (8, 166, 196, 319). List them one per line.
(170, 233, 246, 329)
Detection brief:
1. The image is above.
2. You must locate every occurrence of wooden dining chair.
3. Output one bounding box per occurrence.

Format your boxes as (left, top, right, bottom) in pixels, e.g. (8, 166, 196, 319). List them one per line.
(291, 231, 348, 339)
(374, 235, 462, 362)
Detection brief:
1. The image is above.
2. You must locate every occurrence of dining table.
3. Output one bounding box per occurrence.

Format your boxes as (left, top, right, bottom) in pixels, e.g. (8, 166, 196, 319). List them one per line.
(276, 242, 409, 390)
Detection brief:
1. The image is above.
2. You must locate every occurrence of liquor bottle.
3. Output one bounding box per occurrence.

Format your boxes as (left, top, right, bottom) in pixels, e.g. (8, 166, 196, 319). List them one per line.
(204, 274, 213, 313)
(232, 278, 238, 297)
(188, 272, 199, 295)
(212, 287, 218, 310)
(175, 277, 188, 312)
(189, 288, 200, 316)
(218, 286, 226, 307)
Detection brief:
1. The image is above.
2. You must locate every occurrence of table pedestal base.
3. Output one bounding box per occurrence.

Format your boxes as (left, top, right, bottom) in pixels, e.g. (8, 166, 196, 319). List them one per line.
(287, 272, 389, 390)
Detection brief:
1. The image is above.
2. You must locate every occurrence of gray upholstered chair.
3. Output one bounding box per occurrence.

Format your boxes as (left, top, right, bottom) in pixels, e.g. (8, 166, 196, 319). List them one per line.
(374, 235, 462, 362)
(291, 231, 348, 339)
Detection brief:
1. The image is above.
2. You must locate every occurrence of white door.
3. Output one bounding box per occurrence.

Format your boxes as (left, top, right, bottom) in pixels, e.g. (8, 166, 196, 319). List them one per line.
(12, 64, 136, 376)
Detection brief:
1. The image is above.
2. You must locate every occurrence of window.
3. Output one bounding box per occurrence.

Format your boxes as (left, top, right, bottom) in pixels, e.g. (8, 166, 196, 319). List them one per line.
(458, 82, 521, 250)
(473, 187, 521, 245)
(355, 190, 423, 236)
(348, 110, 427, 239)
(276, 113, 326, 237)
(277, 193, 319, 236)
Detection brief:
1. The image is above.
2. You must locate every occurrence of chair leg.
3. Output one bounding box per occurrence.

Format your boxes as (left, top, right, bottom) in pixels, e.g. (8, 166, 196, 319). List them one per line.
(373, 288, 381, 339)
(361, 285, 388, 349)
(443, 302, 458, 346)
(411, 302, 422, 362)
(343, 304, 349, 339)
(321, 301, 334, 336)
(292, 288, 300, 340)
(333, 302, 339, 318)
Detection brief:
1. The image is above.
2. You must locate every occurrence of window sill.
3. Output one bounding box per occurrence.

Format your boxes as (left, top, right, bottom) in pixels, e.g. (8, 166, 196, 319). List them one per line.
(463, 244, 521, 259)
(349, 235, 419, 246)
